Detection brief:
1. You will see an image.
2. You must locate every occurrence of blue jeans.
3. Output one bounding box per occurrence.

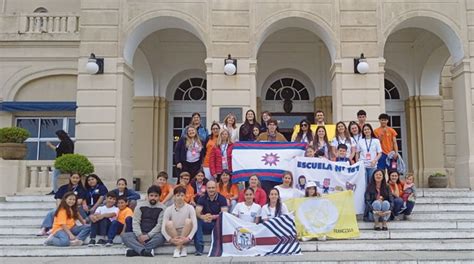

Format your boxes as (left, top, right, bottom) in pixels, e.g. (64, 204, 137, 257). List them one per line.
(372, 200, 391, 221)
(90, 218, 111, 239)
(194, 219, 216, 253)
(377, 153, 388, 170)
(365, 167, 376, 186)
(45, 225, 91, 247)
(107, 217, 133, 242)
(41, 209, 56, 229)
(392, 197, 404, 217)
(52, 168, 61, 193)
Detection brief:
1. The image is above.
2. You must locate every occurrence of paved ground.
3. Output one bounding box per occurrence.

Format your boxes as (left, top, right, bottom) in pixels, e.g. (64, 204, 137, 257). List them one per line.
(1, 251, 473, 264)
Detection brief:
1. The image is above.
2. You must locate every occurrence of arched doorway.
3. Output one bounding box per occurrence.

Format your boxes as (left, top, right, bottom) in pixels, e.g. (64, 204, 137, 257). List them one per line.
(168, 76, 207, 178)
(384, 79, 407, 160)
(256, 25, 332, 140)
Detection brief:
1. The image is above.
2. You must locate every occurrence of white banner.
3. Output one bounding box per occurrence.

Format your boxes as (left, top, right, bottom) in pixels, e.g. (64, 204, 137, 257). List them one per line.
(292, 157, 366, 214)
(209, 212, 301, 257)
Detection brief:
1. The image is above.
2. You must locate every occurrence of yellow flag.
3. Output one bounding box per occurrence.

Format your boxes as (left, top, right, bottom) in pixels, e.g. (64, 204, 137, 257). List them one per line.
(291, 124, 336, 142)
(285, 191, 360, 239)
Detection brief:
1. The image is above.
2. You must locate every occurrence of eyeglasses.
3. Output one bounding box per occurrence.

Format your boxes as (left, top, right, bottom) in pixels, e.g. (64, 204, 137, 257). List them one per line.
(212, 127, 220, 130)
(301, 124, 308, 127)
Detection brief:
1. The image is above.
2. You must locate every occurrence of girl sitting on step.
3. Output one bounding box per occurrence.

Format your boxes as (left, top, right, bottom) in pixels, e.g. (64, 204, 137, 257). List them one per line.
(364, 169, 394, 231)
(37, 173, 87, 236)
(44, 192, 90, 246)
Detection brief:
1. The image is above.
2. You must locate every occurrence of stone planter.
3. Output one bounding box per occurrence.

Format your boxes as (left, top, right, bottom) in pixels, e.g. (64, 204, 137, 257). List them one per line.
(0, 143, 27, 160)
(428, 175, 448, 188)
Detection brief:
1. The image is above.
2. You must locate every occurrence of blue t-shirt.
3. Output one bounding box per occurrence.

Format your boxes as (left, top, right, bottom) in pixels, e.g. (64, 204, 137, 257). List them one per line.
(54, 184, 87, 200)
(197, 192, 227, 216)
(85, 184, 108, 206)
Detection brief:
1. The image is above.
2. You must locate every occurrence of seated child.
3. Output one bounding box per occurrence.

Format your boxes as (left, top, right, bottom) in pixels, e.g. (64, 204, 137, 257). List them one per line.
(111, 178, 140, 210)
(334, 144, 350, 165)
(304, 181, 321, 197)
(178, 171, 198, 206)
(88, 191, 119, 246)
(190, 170, 208, 203)
(401, 174, 416, 209)
(154, 171, 174, 206)
(305, 146, 316, 157)
(103, 196, 134, 246)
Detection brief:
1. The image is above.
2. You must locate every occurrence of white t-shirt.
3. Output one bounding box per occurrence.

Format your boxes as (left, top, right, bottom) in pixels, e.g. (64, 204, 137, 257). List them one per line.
(357, 137, 382, 168)
(232, 202, 261, 223)
(223, 124, 239, 143)
(94, 205, 119, 221)
(275, 186, 303, 202)
(260, 203, 289, 220)
(331, 136, 356, 158)
(352, 134, 363, 152)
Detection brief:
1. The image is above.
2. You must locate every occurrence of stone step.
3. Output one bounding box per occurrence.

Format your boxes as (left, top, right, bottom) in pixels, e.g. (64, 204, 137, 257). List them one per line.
(1, 219, 473, 236)
(420, 188, 474, 197)
(413, 203, 474, 211)
(0, 239, 473, 256)
(416, 197, 474, 203)
(2, 228, 474, 246)
(0, 209, 51, 217)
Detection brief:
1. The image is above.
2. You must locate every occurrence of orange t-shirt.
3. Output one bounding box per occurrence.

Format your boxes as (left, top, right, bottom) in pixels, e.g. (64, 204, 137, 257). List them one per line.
(183, 184, 195, 203)
(374, 127, 398, 154)
(51, 208, 75, 235)
(202, 136, 218, 167)
(117, 207, 134, 224)
(159, 183, 174, 203)
(217, 183, 239, 200)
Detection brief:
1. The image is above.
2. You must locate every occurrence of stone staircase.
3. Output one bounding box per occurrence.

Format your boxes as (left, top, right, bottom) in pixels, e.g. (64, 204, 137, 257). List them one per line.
(0, 188, 473, 258)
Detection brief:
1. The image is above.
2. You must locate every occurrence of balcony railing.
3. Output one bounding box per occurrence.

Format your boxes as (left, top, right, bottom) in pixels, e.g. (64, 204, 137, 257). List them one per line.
(18, 13, 79, 34)
(20, 160, 55, 192)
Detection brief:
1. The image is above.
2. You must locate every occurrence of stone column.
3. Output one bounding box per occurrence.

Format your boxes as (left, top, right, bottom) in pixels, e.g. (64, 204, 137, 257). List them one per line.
(76, 58, 134, 188)
(405, 96, 445, 187)
(205, 58, 257, 126)
(451, 60, 474, 188)
(331, 58, 385, 123)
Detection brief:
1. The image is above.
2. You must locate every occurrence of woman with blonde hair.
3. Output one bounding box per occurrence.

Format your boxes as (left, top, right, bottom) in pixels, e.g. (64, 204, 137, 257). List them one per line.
(238, 175, 267, 207)
(209, 129, 234, 180)
(223, 113, 239, 143)
(175, 126, 205, 180)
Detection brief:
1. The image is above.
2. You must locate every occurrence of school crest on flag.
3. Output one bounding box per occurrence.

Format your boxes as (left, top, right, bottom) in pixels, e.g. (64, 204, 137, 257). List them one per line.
(232, 142, 306, 183)
(209, 212, 301, 257)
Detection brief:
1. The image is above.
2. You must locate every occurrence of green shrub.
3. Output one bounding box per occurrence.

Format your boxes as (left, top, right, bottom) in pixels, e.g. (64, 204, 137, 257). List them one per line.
(430, 172, 446, 177)
(0, 127, 30, 143)
(54, 154, 94, 175)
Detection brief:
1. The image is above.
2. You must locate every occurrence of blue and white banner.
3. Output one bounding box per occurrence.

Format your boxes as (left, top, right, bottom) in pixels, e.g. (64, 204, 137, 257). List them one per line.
(292, 157, 366, 214)
(209, 212, 301, 257)
(231, 142, 306, 183)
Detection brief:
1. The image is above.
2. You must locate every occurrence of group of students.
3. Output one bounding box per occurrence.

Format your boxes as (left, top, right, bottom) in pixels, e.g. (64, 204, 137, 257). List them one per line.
(37, 108, 415, 256)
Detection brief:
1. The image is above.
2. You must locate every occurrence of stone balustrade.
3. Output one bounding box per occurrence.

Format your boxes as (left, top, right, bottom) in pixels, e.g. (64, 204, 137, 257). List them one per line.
(21, 160, 54, 192)
(19, 13, 79, 34)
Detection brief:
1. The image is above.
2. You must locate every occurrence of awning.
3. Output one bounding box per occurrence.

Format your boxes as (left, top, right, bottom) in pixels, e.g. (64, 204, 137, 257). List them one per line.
(0, 101, 77, 112)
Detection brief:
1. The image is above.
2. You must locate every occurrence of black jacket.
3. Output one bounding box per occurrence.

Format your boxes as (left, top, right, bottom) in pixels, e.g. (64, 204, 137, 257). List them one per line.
(56, 139, 74, 158)
(364, 183, 394, 218)
(174, 137, 206, 164)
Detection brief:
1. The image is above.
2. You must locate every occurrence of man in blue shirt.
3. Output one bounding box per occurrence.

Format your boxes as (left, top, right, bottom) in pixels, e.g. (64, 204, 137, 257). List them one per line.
(193, 180, 228, 255)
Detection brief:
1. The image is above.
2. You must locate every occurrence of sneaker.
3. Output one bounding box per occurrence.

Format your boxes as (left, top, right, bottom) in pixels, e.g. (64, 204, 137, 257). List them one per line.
(88, 239, 96, 247)
(141, 249, 154, 257)
(301, 237, 311, 242)
(43, 234, 54, 246)
(194, 251, 203, 256)
(70, 239, 83, 246)
(97, 239, 106, 246)
(180, 247, 187, 257)
(105, 240, 113, 247)
(46, 190, 55, 195)
(36, 229, 47, 236)
(126, 249, 140, 257)
(317, 235, 327, 241)
(173, 248, 181, 258)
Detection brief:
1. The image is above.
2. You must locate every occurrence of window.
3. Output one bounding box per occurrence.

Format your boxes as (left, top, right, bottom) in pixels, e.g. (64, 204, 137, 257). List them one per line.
(173, 78, 207, 101)
(33, 7, 48, 13)
(265, 78, 309, 101)
(16, 117, 75, 160)
(385, 79, 400, 100)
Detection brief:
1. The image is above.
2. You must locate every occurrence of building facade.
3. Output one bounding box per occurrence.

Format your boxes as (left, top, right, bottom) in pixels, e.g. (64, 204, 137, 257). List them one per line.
(0, 0, 473, 193)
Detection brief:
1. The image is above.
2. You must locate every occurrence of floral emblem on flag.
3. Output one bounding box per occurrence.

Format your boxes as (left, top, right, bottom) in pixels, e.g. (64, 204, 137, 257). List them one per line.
(261, 153, 280, 166)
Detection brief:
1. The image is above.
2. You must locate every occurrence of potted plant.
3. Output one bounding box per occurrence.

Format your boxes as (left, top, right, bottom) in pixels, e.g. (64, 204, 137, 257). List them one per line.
(0, 127, 30, 160)
(54, 154, 94, 176)
(428, 172, 448, 188)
